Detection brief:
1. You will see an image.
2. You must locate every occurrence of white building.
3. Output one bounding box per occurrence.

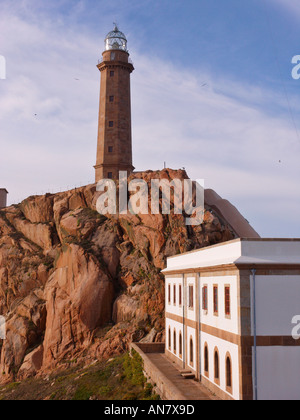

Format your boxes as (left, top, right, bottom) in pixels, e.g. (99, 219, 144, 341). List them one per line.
(162, 238, 300, 400)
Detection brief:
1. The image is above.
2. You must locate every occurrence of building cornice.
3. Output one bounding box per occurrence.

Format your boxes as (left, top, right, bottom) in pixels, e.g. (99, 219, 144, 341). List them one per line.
(97, 61, 134, 73)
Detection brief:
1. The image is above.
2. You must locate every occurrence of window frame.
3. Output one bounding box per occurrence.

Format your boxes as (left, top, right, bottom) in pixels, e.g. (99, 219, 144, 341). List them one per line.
(214, 348, 220, 386)
(189, 336, 194, 367)
(173, 284, 176, 306)
(188, 285, 194, 309)
(202, 285, 208, 313)
(226, 353, 233, 394)
(204, 343, 209, 377)
(179, 284, 182, 307)
(224, 285, 231, 318)
(173, 329, 177, 354)
(179, 331, 182, 357)
(213, 285, 219, 316)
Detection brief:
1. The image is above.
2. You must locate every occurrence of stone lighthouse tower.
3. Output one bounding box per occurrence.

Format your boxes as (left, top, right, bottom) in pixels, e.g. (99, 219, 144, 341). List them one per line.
(94, 25, 135, 182)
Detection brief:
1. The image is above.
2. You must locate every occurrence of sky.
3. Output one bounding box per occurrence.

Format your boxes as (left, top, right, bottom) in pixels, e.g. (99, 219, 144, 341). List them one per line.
(0, 0, 300, 237)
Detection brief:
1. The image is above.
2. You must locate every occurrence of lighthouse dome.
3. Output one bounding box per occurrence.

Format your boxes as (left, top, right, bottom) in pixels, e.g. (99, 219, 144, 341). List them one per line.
(105, 24, 128, 52)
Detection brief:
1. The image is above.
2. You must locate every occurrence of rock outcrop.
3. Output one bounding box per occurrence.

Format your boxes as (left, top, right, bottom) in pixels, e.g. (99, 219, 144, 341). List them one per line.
(0, 169, 235, 383)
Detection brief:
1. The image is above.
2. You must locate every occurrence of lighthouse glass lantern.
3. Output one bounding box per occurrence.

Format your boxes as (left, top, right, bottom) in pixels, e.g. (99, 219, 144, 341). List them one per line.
(105, 25, 128, 52)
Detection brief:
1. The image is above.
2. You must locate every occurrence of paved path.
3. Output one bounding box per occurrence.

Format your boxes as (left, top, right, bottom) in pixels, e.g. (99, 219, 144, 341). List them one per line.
(146, 353, 220, 400)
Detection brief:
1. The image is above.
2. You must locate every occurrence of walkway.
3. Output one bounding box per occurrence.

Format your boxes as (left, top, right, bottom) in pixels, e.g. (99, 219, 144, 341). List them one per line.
(145, 352, 220, 400)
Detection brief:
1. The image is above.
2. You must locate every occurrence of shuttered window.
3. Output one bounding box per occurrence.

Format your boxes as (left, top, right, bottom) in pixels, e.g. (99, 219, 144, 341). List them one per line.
(225, 286, 231, 316)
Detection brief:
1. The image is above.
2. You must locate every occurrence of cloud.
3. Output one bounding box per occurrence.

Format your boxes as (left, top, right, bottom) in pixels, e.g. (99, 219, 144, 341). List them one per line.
(130, 53, 300, 236)
(269, 0, 300, 19)
(0, 1, 300, 237)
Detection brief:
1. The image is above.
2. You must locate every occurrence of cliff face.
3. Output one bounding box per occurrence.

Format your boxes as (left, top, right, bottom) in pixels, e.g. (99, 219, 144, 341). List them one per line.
(0, 169, 235, 383)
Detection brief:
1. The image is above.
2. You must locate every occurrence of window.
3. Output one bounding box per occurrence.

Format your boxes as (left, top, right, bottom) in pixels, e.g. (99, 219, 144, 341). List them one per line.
(108, 172, 113, 179)
(214, 349, 219, 383)
(168, 328, 171, 351)
(179, 284, 182, 306)
(173, 284, 176, 305)
(179, 332, 182, 357)
(226, 355, 232, 392)
(108, 146, 113, 153)
(202, 285, 208, 311)
(109, 121, 114, 127)
(173, 330, 176, 354)
(168, 284, 171, 304)
(190, 337, 194, 366)
(109, 95, 114, 102)
(110, 70, 114, 77)
(225, 286, 231, 316)
(188, 285, 194, 309)
(204, 344, 209, 376)
(213, 285, 218, 315)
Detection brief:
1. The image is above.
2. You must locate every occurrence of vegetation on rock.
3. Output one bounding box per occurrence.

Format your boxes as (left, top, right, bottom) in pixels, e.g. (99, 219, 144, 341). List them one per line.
(0, 350, 159, 400)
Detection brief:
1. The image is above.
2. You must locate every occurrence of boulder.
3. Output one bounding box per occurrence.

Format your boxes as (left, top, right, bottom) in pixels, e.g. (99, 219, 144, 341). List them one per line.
(42, 244, 114, 371)
(112, 295, 138, 323)
(18, 345, 44, 381)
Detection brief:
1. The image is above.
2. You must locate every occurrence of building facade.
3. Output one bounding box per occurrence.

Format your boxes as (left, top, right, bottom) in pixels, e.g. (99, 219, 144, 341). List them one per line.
(94, 25, 134, 182)
(163, 238, 300, 400)
(0, 189, 8, 209)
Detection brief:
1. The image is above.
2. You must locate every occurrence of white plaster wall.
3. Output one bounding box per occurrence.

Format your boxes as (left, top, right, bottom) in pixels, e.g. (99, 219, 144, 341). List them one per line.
(164, 239, 300, 274)
(165, 318, 183, 362)
(200, 276, 239, 335)
(186, 276, 196, 322)
(253, 275, 300, 336)
(256, 346, 300, 400)
(165, 240, 242, 270)
(201, 332, 240, 400)
(165, 277, 184, 318)
(242, 240, 300, 264)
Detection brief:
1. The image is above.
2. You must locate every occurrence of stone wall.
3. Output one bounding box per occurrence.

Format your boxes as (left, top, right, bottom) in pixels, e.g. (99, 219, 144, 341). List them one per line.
(130, 343, 187, 401)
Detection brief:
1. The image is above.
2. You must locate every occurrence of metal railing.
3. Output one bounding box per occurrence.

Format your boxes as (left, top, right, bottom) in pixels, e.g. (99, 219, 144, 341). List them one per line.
(97, 56, 134, 66)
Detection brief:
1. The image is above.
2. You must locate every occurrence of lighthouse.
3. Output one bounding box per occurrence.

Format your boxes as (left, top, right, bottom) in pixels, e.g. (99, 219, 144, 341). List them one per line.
(94, 25, 135, 182)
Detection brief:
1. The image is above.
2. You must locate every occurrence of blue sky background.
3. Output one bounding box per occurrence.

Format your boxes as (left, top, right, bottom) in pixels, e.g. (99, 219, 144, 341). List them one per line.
(0, 0, 300, 237)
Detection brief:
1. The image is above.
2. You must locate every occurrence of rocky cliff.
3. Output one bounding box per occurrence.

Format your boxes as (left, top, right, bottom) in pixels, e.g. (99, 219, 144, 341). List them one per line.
(0, 169, 235, 383)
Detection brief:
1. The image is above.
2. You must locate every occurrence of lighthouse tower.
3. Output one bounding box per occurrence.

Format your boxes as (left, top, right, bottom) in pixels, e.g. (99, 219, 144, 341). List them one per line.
(94, 25, 135, 182)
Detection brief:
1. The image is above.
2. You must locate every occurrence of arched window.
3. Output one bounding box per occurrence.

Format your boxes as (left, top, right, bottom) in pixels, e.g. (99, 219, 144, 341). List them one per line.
(168, 327, 171, 351)
(226, 354, 232, 393)
(214, 348, 219, 384)
(173, 329, 177, 354)
(179, 331, 182, 357)
(204, 344, 209, 376)
(190, 337, 194, 366)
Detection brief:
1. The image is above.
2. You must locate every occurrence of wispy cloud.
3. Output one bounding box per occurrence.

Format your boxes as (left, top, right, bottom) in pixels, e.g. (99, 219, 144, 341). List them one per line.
(269, 0, 300, 19)
(131, 52, 300, 236)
